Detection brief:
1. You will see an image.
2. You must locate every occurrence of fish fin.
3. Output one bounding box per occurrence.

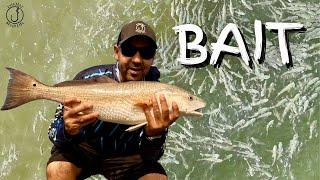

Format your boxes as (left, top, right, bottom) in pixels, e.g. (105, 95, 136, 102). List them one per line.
(85, 76, 118, 83)
(54, 76, 117, 87)
(125, 122, 148, 132)
(1, 67, 43, 110)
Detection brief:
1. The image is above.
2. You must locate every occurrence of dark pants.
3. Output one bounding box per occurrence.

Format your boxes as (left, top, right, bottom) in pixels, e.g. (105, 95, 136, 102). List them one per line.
(47, 145, 167, 180)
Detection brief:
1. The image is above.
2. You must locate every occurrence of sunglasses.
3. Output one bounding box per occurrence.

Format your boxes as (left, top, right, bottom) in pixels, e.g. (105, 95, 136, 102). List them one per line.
(120, 43, 156, 59)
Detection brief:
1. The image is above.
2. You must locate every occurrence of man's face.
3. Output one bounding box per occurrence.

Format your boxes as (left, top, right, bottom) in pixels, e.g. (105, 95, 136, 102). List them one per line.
(114, 36, 155, 82)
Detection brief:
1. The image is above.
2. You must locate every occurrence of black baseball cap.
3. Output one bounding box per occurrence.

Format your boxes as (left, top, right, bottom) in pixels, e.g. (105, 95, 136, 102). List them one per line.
(117, 20, 157, 48)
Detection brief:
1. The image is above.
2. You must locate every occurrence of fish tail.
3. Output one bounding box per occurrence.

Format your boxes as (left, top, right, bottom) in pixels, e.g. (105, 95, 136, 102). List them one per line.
(1, 67, 45, 110)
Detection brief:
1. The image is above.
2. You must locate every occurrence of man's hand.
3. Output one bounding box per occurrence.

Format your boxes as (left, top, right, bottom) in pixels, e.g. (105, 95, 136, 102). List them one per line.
(63, 98, 99, 135)
(141, 94, 180, 137)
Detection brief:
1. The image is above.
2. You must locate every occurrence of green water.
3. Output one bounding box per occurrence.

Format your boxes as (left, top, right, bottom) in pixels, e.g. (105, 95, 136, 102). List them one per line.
(0, 0, 319, 179)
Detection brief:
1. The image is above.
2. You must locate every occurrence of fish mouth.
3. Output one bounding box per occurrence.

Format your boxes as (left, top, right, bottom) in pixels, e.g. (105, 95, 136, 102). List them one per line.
(185, 101, 206, 117)
(185, 107, 205, 117)
(186, 110, 203, 116)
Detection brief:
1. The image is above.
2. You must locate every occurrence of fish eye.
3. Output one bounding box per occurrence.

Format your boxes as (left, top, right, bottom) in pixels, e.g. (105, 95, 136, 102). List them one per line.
(189, 96, 193, 101)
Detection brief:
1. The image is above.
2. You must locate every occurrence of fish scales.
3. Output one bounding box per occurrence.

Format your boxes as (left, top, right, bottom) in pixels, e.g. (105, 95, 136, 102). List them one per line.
(2, 68, 206, 127)
(44, 82, 178, 124)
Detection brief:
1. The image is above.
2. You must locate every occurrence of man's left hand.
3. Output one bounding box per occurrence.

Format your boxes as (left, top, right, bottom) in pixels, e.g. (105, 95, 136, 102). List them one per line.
(140, 94, 180, 137)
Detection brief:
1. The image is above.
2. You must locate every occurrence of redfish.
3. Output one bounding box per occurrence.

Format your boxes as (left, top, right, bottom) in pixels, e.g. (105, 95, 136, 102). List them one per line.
(1, 68, 206, 130)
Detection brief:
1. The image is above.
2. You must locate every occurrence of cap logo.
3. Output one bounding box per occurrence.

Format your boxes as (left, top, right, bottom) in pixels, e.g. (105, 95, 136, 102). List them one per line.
(135, 23, 146, 33)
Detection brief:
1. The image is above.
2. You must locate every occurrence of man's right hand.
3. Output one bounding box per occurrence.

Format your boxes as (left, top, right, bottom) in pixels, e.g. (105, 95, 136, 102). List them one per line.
(63, 98, 99, 135)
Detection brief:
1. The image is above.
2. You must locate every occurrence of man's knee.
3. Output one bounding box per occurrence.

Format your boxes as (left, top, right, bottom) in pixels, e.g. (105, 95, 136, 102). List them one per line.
(138, 173, 167, 180)
(47, 161, 81, 180)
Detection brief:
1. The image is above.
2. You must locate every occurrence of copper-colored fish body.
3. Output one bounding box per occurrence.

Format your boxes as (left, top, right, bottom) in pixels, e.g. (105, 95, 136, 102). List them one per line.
(1, 68, 206, 125)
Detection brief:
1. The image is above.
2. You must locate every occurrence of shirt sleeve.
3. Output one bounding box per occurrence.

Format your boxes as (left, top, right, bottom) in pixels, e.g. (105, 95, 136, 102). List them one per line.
(139, 128, 168, 162)
(48, 104, 82, 146)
